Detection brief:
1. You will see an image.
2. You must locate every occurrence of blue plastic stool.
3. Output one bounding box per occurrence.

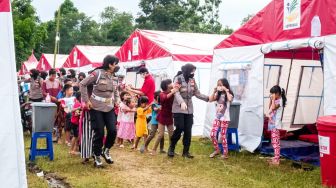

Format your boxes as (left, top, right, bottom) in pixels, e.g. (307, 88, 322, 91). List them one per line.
(218, 127, 240, 152)
(29, 132, 54, 161)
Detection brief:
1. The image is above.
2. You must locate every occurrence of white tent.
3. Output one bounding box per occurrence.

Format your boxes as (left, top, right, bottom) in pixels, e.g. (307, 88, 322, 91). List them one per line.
(37, 53, 69, 71)
(63, 45, 120, 73)
(116, 29, 228, 135)
(205, 0, 336, 152)
(0, 0, 27, 187)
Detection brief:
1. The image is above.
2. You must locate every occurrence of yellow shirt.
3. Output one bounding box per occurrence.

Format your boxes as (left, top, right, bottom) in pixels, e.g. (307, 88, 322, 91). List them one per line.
(135, 107, 152, 137)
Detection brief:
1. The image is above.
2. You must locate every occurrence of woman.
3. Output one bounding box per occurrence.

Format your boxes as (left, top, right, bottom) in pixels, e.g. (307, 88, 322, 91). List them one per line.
(28, 69, 44, 102)
(168, 64, 209, 158)
(80, 55, 120, 167)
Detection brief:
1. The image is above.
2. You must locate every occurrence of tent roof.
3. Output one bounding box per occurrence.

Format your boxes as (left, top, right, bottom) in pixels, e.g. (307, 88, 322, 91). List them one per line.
(37, 53, 68, 70)
(116, 29, 228, 63)
(216, 0, 336, 49)
(18, 53, 38, 75)
(63, 45, 120, 68)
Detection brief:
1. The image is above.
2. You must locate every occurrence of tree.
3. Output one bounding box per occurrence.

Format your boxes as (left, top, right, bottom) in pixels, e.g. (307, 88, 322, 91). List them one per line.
(12, 0, 47, 68)
(42, 0, 102, 54)
(99, 6, 134, 45)
(136, 0, 225, 34)
(136, 0, 185, 31)
(241, 14, 255, 26)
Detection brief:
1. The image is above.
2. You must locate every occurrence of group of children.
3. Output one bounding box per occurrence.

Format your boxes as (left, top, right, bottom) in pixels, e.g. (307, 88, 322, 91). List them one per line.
(115, 79, 177, 155)
(55, 73, 286, 166)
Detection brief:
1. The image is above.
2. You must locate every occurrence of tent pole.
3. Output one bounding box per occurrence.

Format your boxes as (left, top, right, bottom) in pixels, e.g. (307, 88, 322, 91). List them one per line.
(53, 6, 61, 68)
(285, 50, 295, 94)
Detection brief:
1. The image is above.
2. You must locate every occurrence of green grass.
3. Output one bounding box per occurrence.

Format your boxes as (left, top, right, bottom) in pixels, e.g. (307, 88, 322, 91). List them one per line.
(25, 135, 322, 188)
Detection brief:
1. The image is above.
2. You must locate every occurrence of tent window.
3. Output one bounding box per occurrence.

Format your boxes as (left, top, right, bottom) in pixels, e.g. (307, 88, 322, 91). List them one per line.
(223, 68, 249, 102)
(263, 64, 282, 114)
(292, 66, 323, 125)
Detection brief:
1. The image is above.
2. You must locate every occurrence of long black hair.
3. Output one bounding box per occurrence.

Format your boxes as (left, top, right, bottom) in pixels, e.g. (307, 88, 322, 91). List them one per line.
(91, 55, 119, 72)
(216, 78, 234, 102)
(270, 85, 287, 107)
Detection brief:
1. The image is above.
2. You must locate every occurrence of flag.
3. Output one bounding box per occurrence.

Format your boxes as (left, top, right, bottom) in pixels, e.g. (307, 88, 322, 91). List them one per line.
(0, 0, 28, 187)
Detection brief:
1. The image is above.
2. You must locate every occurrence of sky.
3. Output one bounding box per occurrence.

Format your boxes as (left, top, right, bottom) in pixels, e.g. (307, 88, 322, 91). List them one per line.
(32, 0, 272, 30)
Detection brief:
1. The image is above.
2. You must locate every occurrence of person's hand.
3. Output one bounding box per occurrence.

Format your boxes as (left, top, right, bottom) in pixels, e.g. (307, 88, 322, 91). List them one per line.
(181, 102, 187, 111)
(126, 85, 131, 91)
(86, 101, 93, 110)
(222, 86, 229, 92)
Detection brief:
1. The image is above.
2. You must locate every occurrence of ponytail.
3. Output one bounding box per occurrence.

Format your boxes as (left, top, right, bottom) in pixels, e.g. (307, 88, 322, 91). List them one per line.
(281, 88, 287, 107)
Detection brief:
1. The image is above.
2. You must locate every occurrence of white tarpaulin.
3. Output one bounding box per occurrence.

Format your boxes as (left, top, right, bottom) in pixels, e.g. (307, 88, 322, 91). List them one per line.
(324, 35, 336, 115)
(0, 0, 27, 187)
(205, 45, 264, 152)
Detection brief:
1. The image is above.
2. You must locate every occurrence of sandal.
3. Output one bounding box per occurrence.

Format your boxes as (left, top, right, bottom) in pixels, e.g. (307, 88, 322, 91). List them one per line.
(221, 155, 229, 160)
(209, 151, 220, 158)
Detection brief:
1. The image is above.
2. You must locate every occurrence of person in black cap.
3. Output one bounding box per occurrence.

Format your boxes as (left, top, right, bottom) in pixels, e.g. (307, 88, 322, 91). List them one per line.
(126, 67, 155, 104)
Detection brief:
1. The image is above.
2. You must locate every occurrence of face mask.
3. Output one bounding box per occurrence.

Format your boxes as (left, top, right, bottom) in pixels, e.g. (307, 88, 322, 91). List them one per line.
(113, 65, 120, 73)
(217, 86, 224, 91)
(189, 73, 195, 78)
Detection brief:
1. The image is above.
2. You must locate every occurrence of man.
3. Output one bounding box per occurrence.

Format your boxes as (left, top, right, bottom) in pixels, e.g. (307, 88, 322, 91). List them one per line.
(58, 68, 67, 86)
(42, 68, 62, 103)
(126, 67, 155, 104)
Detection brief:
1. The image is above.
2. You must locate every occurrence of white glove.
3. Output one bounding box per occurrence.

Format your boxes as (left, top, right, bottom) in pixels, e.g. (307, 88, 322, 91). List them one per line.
(181, 102, 188, 111)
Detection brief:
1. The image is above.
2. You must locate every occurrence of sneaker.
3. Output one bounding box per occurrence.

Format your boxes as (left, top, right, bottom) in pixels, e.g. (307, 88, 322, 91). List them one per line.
(182, 153, 194, 159)
(93, 154, 103, 167)
(102, 148, 114, 164)
(119, 144, 124, 148)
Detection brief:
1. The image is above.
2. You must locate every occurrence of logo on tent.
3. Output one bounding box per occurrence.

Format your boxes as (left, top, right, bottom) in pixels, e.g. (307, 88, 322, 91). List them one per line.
(283, 0, 301, 30)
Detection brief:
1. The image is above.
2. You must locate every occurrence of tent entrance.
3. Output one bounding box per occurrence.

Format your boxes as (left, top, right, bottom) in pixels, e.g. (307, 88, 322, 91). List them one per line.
(263, 49, 324, 130)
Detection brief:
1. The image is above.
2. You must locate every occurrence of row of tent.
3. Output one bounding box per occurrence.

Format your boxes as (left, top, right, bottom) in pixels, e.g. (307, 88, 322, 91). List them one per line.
(18, 46, 120, 75)
(17, 0, 336, 152)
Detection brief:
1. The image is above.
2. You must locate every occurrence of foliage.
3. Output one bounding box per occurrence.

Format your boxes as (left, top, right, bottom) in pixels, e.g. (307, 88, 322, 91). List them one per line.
(241, 14, 255, 26)
(12, 0, 47, 68)
(99, 6, 134, 46)
(136, 0, 232, 34)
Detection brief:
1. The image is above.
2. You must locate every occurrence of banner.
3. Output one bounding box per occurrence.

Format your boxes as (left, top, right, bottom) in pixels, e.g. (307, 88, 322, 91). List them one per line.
(283, 0, 301, 30)
(0, 0, 28, 187)
(132, 37, 139, 56)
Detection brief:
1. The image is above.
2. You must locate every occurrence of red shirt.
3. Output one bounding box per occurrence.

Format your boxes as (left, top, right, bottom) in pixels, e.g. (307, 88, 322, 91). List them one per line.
(71, 100, 81, 125)
(157, 91, 174, 125)
(42, 79, 62, 100)
(141, 75, 155, 103)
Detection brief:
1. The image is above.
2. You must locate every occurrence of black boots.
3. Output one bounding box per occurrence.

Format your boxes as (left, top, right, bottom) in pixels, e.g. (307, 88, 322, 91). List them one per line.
(102, 148, 114, 164)
(182, 152, 194, 159)
(167, 145, 175, 158)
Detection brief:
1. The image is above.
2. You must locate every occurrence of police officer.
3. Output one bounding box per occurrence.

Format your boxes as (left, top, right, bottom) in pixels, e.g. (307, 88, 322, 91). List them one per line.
(80, 55, 120, 167)
(168, 64, 209, 158)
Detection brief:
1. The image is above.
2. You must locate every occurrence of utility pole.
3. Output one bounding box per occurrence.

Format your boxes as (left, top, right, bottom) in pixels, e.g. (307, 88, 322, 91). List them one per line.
(53, 6, 61, 68)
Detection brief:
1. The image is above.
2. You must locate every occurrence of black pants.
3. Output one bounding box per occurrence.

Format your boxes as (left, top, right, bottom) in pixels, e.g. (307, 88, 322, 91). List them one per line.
(90, 109, 117, 156)
(170, 113, 193, 154)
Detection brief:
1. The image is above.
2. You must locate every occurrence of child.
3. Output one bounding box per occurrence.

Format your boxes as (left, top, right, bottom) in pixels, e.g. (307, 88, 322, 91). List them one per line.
(69, 92, 81, 155)
(268, 85, 287, 165)
(151, 79, 180, 155)
(133, 96, 152, 150)
(116, 91, 132, 146)
(142, 91, 161, 153)
(208, 78, 234, 159)
(117, 97, 137, 148)
(60, 84, 76, 146)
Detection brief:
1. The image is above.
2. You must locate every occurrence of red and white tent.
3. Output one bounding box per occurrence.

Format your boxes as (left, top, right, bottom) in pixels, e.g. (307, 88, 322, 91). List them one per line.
(18, 53, 38, 75)
(205, 0, 336, 151)
(116, 29, 228, 135)
(63, 45, 120, 72)
(36, 53, 68, 71)
(0, 0, 27, 186)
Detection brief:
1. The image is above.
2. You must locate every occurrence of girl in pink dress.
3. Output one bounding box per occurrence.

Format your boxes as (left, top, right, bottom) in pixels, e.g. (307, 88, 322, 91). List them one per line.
(117, 97, 137, 148)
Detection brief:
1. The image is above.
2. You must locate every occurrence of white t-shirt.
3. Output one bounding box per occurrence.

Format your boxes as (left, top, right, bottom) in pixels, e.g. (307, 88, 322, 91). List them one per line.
(216, 94, 231, 121)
